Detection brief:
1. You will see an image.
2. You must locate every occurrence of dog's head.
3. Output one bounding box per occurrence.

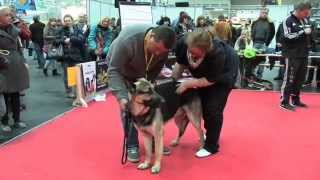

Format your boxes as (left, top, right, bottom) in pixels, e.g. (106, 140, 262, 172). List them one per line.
(133, 78, 154, 95)
(129, 78, 163, 117)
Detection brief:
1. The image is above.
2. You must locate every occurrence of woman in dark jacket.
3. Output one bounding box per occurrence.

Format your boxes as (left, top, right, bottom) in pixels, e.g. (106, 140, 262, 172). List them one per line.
(0, 7, 30, 132)
(172, 31, 239, 158)
(43, 18, 61, 76)
(59, 14, 87, 98)
(175, 14, 193, 39)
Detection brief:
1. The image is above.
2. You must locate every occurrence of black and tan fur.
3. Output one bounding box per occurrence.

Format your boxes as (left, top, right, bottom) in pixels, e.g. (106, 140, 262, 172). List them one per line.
(128, 78, 204, 174)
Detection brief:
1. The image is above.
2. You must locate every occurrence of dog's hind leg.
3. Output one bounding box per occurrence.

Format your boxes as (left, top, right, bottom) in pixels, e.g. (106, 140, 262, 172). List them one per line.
(171, 108, 189, 147)
(185, 99, 204, 149)
(137, 132, 152, 171)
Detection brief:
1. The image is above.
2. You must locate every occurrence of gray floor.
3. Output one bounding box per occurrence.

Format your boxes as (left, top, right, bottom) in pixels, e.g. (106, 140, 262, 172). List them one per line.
(0, 54, 73, 143)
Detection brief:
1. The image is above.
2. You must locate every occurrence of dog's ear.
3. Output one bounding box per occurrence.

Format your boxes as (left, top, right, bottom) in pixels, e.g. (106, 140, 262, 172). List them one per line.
(143, 93, 164, 108)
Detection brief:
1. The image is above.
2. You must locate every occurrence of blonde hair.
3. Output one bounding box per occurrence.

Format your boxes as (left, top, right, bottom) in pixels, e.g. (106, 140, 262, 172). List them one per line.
(186, 31, 213, 52)
(0, 6, 10, 14)
(100, 17, 110, 25)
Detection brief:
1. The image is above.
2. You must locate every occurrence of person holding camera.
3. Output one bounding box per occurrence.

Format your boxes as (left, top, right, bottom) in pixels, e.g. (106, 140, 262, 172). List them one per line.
(280, 2, 312, 111)
(88, 17, 114, 60)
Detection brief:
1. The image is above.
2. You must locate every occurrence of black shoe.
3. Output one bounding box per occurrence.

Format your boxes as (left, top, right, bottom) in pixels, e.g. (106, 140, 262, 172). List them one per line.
(280, 103, 295, 111)
(43, 68, 48, 76)
(292, 101, 308, 108)
(52, 69, 61, 76)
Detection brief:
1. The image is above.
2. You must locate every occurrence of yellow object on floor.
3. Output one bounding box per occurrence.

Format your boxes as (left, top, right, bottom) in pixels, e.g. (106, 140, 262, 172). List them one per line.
(67, 67, 77, 87)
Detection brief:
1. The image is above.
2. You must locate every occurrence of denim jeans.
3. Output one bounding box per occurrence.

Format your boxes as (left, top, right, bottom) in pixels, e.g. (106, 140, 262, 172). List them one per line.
(121, 110, 139, 149)
(253, 42, 267, 78)
(33, 43, 45, 68)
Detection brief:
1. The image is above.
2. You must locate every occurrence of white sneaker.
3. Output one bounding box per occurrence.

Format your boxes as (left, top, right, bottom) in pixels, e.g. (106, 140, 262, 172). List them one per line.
(1, 125, 12, 132)
(14, 122, 27, 128)
(195, 148, 212, 158)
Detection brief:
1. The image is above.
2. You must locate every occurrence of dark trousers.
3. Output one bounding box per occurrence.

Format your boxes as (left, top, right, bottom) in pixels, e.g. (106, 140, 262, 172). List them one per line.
(1, 92, 21, 125)
(33, 43, 45, 68)
(121, 110, 139, 149)
(281, 57, 308, 104)
(199, 85, 232, 153)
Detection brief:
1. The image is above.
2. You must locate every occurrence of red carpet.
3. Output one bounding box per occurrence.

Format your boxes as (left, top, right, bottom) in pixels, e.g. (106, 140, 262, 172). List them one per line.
(0, 90, 320, 180)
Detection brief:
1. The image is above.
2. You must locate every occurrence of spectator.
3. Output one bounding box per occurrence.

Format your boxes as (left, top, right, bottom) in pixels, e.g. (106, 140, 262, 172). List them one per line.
(88, 17, 114, 60)
(110, 17, 116, 29)
(172, 11, 188, 29)
(305, 19, 320, 87)
(112, 18, 121, 39)
(175, 14, 193, 39)
(251, 7, 275, 78)
(60, 14, 88, 98)
(56, 18, 63, 29)
(211, 20, 232, 44)
(43, 18, 61, 76)
(194, 16, 208, 32)
(158, 16, 171, 27)
(234, 30, 253, 52)
(273, 22, 286, 81)
(0, 54, 8, 119)
(0, 6, 30, 132)
(29, 15, 45, 68)
(213, 15, 232, 44)
(75, 13, 90, 40)
(280, 2, 312, 111)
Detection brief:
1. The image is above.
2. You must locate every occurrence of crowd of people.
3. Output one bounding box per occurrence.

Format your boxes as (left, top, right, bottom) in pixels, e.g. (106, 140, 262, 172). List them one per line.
(0, 6, 121, 132)
(0, 1, 319, 159)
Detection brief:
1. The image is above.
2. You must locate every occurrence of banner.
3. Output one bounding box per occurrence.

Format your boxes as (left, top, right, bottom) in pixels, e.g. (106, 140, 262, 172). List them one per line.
(81, 61, 96, 97)
(15, 0, 36, 13)
(96, 60, 108, 92)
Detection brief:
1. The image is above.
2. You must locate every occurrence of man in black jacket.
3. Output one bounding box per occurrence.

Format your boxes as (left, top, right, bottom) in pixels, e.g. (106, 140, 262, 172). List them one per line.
(251, 7, 275, 79)
(280, 2, 312, 111)
(29, 15, 45, 68)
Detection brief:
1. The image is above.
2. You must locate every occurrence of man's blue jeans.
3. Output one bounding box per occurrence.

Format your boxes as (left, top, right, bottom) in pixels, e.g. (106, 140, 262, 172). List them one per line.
(33, 43, 45, 68)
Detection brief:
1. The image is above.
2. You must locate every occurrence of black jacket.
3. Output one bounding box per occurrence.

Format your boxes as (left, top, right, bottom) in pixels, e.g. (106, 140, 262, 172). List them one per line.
(282, 13, 311, 58)
(251, 18, 275, 46)
(29, 21, 45, 46)
(60, 25, 89, 63)
(176, 37, 239, 88)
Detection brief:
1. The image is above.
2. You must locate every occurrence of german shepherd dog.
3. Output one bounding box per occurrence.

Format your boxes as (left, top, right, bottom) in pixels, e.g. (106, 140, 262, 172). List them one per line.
(128, 78, 204, 174)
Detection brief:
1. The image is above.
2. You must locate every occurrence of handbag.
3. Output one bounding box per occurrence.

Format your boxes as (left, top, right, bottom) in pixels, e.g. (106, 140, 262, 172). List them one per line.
(47, 44, 64, 59)
(0, 49, 10, 70)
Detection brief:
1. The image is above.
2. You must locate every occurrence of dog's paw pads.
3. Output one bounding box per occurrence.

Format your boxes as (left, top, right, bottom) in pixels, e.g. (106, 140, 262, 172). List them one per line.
(151, 165, 161, 174)
(137, 162, 150, 170)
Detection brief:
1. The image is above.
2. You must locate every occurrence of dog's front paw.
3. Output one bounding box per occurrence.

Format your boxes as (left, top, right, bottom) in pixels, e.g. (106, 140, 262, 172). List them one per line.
(151, 165, 161, 174)
(170, 139, 179, 147)
(137, 162, 151, 170)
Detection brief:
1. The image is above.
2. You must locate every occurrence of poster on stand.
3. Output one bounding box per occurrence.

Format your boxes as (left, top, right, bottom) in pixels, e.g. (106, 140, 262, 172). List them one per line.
(96, 60, 109, 92)
(81, 61, 96, 97)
